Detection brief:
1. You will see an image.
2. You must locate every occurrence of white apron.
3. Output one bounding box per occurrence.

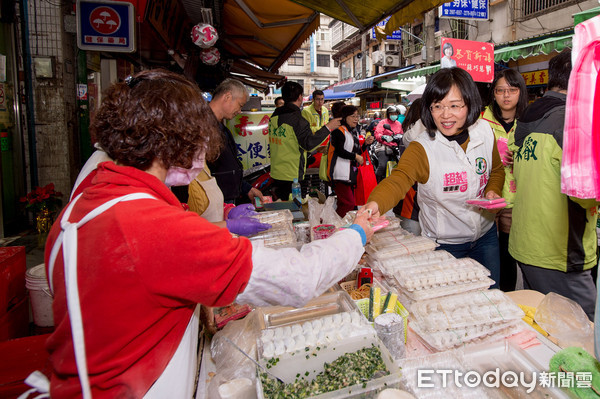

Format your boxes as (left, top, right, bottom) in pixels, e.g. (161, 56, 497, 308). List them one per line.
(195, 170, 225, 222)
(20, 193, 199, 399)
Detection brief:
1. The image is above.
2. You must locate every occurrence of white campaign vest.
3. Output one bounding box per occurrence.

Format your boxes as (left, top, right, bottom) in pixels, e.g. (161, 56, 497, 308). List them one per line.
(415, 120, 495, 244)
(331, 126, 355, 182)
(21, 193, 199, 399)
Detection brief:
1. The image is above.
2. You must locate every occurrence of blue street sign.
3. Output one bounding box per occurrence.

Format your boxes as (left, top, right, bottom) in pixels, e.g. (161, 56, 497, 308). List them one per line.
(440, 0, 489, 20)
(371, 17, 402, 40)
(77, 0, 135, 52)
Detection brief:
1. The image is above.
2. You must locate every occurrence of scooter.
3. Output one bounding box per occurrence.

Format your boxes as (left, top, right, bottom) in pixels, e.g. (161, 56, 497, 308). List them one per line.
(370, 124, 404, 178)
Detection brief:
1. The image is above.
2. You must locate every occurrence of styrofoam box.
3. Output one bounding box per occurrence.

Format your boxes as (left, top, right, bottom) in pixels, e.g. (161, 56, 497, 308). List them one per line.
(256, 333, 403, 399)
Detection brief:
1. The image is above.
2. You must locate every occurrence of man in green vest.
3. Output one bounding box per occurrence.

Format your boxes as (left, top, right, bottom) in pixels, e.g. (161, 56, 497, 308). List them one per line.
(302, 89, 330, 168)
(509, 50, 599, 320)
(268, 82, 340, 200)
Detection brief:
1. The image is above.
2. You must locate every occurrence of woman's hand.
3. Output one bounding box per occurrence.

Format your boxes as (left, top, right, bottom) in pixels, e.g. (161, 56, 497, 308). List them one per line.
(503, 149, 514, 166)
(484, 191, 503, 214)
(355, 154, 364, 165)
(365, 135, 375, 145)
(353, 208, 374, 243)
(362, 201, 381, 219)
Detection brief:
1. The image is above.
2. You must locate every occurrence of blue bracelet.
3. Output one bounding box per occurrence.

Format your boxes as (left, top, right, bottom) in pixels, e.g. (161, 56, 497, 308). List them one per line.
(347, 224, 367, 246)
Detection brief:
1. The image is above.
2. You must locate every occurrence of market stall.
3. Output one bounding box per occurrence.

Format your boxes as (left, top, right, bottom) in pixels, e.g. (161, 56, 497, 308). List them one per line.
(195, 205, 597, 399)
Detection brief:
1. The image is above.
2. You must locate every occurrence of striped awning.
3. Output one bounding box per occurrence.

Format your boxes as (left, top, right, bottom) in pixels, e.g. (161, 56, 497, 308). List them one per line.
(494, 34, 573, 63)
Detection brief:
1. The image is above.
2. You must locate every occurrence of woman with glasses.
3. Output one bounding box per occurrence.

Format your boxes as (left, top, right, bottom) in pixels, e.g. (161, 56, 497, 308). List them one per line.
(480, 69, 528, 291)
(364, 67, 505, 287)
(327, 105, 374, 217)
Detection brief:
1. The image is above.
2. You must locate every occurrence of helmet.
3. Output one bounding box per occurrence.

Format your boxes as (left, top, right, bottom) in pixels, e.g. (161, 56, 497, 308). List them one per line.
(373, 112, 381, 119)
(397, 105, 407, 115)
(386, 106, 398, 118)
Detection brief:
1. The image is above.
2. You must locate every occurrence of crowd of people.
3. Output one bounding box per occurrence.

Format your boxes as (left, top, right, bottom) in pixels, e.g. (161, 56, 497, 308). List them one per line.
(35, 49, 599, 397)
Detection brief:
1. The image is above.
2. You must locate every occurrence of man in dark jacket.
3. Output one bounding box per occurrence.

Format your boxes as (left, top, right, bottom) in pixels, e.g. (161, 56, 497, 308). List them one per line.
(268, 81, 341, 200)
(208, 79, 264, 203)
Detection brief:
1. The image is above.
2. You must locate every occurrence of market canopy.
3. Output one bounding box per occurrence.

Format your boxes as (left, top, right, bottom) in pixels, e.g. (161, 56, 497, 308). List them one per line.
(494, 34, 573, 63)
(333, 66, 415, 93)
(397, 64, 440, 81)
(377, 0, 454, 39)
(309, 89, 355, 100)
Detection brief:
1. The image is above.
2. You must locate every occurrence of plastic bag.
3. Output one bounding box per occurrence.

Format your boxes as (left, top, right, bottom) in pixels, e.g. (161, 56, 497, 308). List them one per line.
(307, 196, 343, 230)
(534, 292, 594, 354)
(207, 310, 262, 398)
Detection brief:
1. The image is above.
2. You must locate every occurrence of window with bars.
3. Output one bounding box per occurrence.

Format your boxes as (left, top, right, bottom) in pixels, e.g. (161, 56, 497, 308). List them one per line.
(450, 19, 468, 39)
(288, 52, 304, 66)
(518, 0, 575, 18)
(317, 54, 330, 67)
(314, 80, 330, 89)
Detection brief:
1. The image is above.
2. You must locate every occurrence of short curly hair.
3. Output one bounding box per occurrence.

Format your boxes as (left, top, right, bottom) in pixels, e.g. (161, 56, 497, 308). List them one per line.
(91, 69, 222, 171)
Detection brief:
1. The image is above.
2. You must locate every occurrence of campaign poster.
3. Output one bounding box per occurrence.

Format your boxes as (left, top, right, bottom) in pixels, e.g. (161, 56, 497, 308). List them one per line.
(225, 111, 271, 170)
(440, 37, 494, 83)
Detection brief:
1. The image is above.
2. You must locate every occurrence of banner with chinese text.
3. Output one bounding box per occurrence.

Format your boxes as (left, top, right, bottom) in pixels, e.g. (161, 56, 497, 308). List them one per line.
(440, 37, 494, 83)
(521, 69, 548, 86)
(225, 111, 271, 170)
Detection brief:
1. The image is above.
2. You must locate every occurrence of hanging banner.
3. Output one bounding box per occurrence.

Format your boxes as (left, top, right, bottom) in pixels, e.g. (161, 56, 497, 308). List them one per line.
(521, 69, 549, 86)
(77, 0, 135, 52)
(440, 37, 494, 83)
(225, 111, 271, 170)
(440, 0, 489, 20)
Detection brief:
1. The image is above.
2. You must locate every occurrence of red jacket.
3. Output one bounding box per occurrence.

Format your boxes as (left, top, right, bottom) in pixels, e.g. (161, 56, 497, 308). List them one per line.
(45, 162, 253, 398)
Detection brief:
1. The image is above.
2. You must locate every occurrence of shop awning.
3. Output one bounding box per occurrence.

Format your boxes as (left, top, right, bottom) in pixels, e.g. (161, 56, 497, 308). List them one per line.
(291, 0, 416, 32)
(494, 34, 573, 63)
(397, 64, 440, 81)
(378, 0, 454, 40)
(333, 66, 415, 93)
(220, 0, 320, 72)
(573, 6, 600, 26)
(309, 89, 355, 100)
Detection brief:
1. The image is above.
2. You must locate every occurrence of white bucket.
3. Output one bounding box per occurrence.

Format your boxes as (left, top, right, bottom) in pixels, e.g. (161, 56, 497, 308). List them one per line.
(25, 264, 54, 327)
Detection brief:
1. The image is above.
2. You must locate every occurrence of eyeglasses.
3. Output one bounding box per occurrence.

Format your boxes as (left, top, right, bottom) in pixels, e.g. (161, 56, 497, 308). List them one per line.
(494, 87, 520, 95)
(429, 104, 466, 114)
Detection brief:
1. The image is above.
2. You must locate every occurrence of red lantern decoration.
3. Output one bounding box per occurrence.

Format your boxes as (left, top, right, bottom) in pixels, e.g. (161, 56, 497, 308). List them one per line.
(201, 47, 220, 65)
(191, 23, 218, 48)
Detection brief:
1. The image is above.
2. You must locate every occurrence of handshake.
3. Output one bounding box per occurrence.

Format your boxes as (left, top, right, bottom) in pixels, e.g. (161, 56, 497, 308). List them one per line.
(225, 204, 271, 236)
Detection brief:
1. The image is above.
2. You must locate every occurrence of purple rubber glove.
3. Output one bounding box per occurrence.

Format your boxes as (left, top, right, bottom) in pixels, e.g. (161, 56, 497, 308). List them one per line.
(227, 203, 258, 220)
(226, 217, 271, 236)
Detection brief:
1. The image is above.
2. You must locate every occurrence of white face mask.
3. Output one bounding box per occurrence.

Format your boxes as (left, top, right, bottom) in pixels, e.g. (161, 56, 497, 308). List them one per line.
(164, 151, 206, 187)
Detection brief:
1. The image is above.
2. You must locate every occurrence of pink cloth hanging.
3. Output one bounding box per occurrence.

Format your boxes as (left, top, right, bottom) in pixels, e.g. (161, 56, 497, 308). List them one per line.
(561, 16, 600, 200)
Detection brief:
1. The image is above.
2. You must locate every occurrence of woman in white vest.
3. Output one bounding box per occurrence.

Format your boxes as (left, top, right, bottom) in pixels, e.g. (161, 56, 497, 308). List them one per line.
(364, 68, 505, 287)
(327, 105, 374, 217)
(33, 69, 373, 399)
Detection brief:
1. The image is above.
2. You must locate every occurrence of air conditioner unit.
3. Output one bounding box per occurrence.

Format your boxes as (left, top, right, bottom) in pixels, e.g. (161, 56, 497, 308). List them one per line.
(372, 50, 384, 65)
(383, 54, 400, 67)
(385, 43, 397, 53)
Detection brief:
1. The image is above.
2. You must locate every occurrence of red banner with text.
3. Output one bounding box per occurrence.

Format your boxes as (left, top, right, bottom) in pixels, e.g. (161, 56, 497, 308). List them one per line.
(440, 38, 494, 83)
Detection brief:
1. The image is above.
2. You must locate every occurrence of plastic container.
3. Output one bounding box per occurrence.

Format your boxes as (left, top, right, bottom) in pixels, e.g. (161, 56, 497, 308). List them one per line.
(25, 264, 54, 327)
(355, 298, 409, 343)
(292, 178, 302, 201)
(256, 333, 403, 399)
(312, 224, 336, 240)
(374, 313, 405, 360)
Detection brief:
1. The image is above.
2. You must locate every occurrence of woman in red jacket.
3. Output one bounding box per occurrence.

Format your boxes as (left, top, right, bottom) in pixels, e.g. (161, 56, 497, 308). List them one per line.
(37, 70, 373, 398)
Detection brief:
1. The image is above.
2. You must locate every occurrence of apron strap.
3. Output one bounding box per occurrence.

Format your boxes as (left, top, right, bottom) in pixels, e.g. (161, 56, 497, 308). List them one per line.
(46, 192, 157, 399)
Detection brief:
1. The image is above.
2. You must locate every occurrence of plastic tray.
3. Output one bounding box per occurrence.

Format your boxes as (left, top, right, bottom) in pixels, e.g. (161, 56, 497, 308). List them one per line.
(257, 291, 358, 329)
(367, 236, 437, 260)
(256, 333, 403, 398)
(258, 310, 372, 358)
(410, 289, 524, 332)
(373, 250, 455, 276)
(398, 278, 495, 304)
(254, 209, 294, 225)
(394, 258, 491, 291)
(369, 228, 413, 247)
(411, 320, 522, 352)
(248, 224, 297, 248)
